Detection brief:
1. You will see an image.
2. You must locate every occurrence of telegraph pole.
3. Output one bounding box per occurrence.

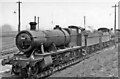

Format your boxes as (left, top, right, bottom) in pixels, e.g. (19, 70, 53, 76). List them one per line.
(17, 1, 22, 32)
(84, 16, 86, 30)
(112, 4, 118, 47)
(112, 4, 118, 33)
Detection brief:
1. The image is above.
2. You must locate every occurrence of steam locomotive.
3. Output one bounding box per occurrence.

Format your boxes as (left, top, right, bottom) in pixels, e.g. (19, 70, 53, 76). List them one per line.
(1, 22, 115, 78)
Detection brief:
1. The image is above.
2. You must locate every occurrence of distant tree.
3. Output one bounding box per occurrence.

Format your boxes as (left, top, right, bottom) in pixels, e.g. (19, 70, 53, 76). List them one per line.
(0, 24, 13, 32)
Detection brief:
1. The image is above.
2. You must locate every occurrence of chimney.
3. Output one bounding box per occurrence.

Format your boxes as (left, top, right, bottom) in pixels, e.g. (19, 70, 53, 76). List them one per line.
(29, 22, 37, 30)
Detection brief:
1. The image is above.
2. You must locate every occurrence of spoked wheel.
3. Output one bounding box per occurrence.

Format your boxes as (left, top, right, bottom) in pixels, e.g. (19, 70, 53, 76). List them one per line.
(30, 63, 39, 75)
(12, 65, 21, 75)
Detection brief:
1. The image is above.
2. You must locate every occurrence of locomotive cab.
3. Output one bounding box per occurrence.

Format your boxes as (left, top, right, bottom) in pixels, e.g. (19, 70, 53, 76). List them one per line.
(68, 25, 84, 46)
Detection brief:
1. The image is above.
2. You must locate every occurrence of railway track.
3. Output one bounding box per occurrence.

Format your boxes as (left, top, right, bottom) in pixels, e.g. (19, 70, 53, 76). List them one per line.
(0, 47, 18, 59)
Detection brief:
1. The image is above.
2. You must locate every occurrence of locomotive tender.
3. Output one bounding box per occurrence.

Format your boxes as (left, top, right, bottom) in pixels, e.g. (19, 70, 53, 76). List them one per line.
(1, 22, 114, 78)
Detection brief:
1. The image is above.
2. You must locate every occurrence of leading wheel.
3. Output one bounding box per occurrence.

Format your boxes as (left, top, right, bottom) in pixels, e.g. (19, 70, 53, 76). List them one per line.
(12, 65, 20, 75)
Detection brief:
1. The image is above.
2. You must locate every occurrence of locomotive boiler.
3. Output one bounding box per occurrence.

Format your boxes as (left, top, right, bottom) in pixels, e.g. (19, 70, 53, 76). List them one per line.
(16, 25, 70, 56)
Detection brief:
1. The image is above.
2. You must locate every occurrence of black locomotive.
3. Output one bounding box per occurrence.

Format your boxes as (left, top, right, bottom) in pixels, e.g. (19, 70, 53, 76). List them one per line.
(1, 22, 115, 78)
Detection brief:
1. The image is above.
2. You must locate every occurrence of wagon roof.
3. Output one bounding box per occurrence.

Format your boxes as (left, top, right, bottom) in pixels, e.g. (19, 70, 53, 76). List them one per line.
(97, 27, 110, 32)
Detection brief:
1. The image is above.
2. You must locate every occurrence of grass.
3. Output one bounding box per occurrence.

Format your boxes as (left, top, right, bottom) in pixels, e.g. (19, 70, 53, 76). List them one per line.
(0, 31, 17, 51)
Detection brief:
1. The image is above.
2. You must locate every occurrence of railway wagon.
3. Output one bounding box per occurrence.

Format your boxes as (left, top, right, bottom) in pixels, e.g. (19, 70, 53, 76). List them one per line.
(1, 22, 115, 78)
(82, 31, 111, 46)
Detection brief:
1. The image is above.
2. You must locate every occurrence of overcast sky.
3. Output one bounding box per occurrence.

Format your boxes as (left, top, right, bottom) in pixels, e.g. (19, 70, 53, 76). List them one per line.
(0, 0, 119, 31)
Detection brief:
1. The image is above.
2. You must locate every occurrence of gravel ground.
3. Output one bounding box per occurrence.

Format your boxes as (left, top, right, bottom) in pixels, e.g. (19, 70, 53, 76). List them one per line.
(50, 45, 118, 77)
